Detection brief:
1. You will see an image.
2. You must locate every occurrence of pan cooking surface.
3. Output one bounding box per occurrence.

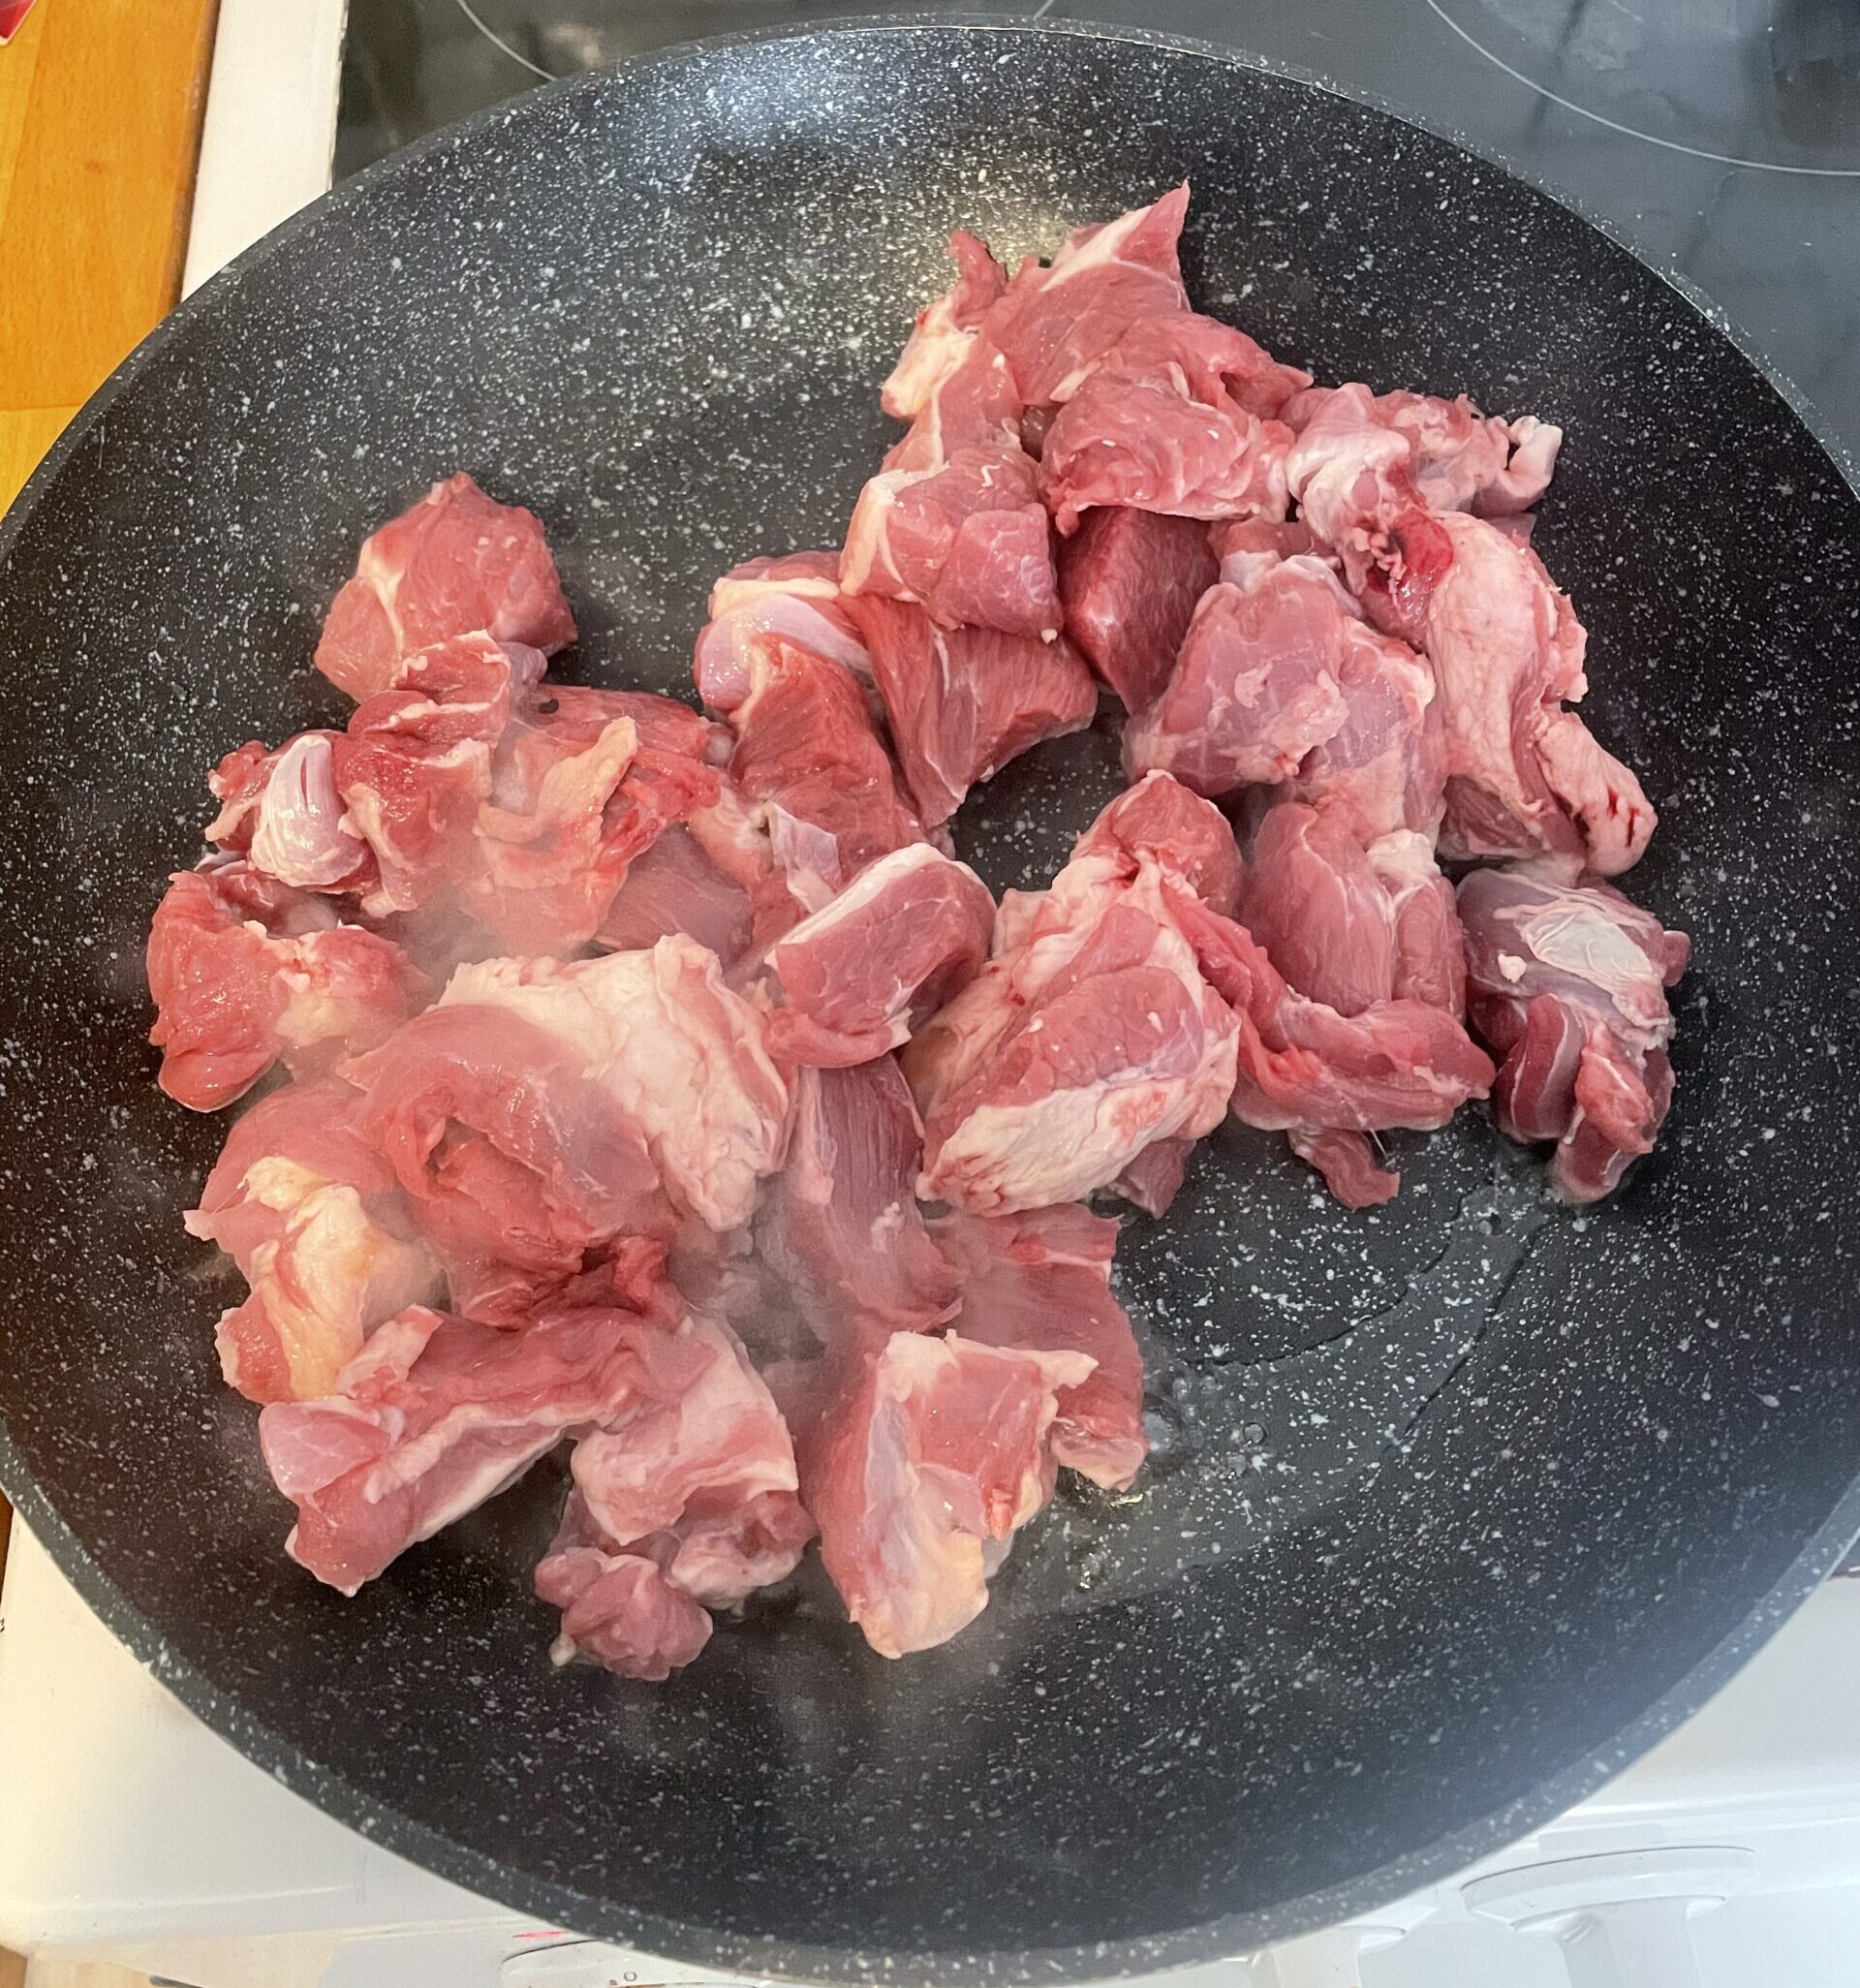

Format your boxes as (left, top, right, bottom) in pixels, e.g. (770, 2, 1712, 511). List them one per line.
(2, 21, 1859, 1981)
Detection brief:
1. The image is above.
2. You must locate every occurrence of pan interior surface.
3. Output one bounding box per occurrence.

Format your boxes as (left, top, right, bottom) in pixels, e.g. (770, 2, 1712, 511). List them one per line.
(1, 20, 1858, 1980)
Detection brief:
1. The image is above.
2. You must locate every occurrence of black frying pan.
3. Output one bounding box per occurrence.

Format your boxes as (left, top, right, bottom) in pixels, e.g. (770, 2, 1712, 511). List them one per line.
(3, 17, 1859, 1982)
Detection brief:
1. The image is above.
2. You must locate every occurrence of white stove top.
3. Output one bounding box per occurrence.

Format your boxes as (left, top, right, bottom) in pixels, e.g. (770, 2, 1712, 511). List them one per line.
(7, 13, 1858, 1987)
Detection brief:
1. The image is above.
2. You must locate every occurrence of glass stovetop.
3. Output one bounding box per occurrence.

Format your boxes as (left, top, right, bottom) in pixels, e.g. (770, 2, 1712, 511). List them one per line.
(336, 0, 1860, 450)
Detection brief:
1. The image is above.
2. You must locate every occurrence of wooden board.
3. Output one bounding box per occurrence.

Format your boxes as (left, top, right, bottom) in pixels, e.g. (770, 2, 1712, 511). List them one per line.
(0, 0, 221, 1579)
(0, 0, 219, 507)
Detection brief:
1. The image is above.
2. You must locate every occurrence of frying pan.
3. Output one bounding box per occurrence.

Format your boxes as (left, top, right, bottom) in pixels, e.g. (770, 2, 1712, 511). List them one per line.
(3, 16, 1858, 1981)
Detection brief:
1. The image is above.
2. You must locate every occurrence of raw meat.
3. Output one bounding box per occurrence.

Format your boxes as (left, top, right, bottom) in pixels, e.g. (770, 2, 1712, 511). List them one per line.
(1372, 510, 1655, 875)
(801, 1329, 1093, 1658)
(1071, 768, 1245, 917)
(764, 844, 996, 1067)
(343, 1003, 671, 1325)
(881, 230, 1009, 421)
(468, 686, 722, 951)
(594, 823, 754, 967)
(541, 1310, 812, 1679)
(1058, 507, 1218, 713)
(982, 183, 1192, 405)
(332, 633, 551, 917)
(760, 1057, 959, 1339)
(906, 799, 1240, 1214)
(439, 937, 790, 1233)
(1458, 864, 1689, 1201)
(261, 1288, 687, 1594)
(1168, 885, 1494, 1207)
(703, 637, 930, 916)
(1125, 534, 1436, 828)
(186, 1077, 441, 1404)
(694, 550, 873, 711)
(1040, 316, 1301, 534)
(845, 595, 1098, 827)
(315, 474, 576, 701)
(206, 731, 375, 895)
(147, 858, 428, 1112)
(934, 1202, 1146, 1490)
(841, 335, 1061, 640)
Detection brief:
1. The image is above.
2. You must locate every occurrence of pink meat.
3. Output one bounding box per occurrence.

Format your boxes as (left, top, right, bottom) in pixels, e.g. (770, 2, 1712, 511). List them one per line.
(1285, 384, 1561, 522)
(801, 1329, 1093, 1658)
(881, 230, 1010, 422)
(841, 334, 1061, 641)
(260, 1290, 689, 1595)
(206, 731, 375, 895)
(466, 686, 722, 952)
(593, 823, 754, 967)
(760, 1058, 960, 1339)
(694, 550, 873, 713)
(1071, 768, 1245, 917)
(147, 858, 429, 1113)
(845, 595, 1098, 827)
(906, 811, 1240, 1215)
(539, 1311, 812, 1680)
(1168, 881, 1493, 1208)
(764, 845, 995, 1068)
(437, 939, 790, 1234)
(326, 633, 550, 918)
(1040, 316, 1301, 535)
(709, 638, 930, 916)
(981, 184, 1192, 405)
(343, 1004, 672, 1325)
(1058, 508, 1219, 713)
(1126, 542, 1428, 808)
(934, 1202, 1145, 1490)
(315, 474, 576, 701)
(1458, 864, 1689, 1202)
(1372, 510, 1655, 875)
(186, 1077, 442, 1404)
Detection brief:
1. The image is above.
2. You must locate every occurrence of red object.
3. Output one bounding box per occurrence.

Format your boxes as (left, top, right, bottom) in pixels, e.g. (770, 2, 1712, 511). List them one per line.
(0, 1, 40, 45)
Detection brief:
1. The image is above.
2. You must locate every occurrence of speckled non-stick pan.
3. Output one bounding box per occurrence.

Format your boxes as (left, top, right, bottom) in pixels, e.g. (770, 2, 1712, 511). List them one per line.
(2, 16, 1858, 1982)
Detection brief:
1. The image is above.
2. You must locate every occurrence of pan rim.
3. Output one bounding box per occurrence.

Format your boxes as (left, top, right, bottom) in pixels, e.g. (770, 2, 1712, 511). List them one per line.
(3, 12, 1858, 1980)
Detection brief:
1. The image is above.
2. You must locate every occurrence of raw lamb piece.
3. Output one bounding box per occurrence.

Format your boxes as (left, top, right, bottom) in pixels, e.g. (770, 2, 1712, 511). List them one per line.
(882, 231, 1009, 421)
(1040, 317, 1300, 535)
(1112, 1137, 1193, 1218)
(1071, 769, 1245, 917)
(1058, 508, 1218, 713)
(1371, 509, 1655, 875)
(467, 687, 722, 952)
(1283, 384, 1560, 521)
(330, 633, 551, 918)
(801, 1330, 1094, 1658)
(440, 937, 790, 1233)
(147, 858, 428, 1112)
(260, 1292, 686, 1594)
(206, 731, 374, 895)
(1458, 865, 1689, 1201)
(703, 637, 930, 916)
(344, 1004, 672, 1324)
(694, 550, 873, 711)
(982, 183, 1192, 405)
(315, 473, 576, 701)
(594, 824, 755, 967)
(844, 595, 1098, 827)
(934, 1202, 1146, 1490)
(186, 1077, 442, 1404)
(1125, 537, 1435, 825)
(1167, 885, 1493, 1208)
(841, 332, 1061, 641)
(906, 803, 1240, 1215)
(764, 845, 995, 1067)
(534, 1506, 713, 1681)
(760, 1057, 960, 1338)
